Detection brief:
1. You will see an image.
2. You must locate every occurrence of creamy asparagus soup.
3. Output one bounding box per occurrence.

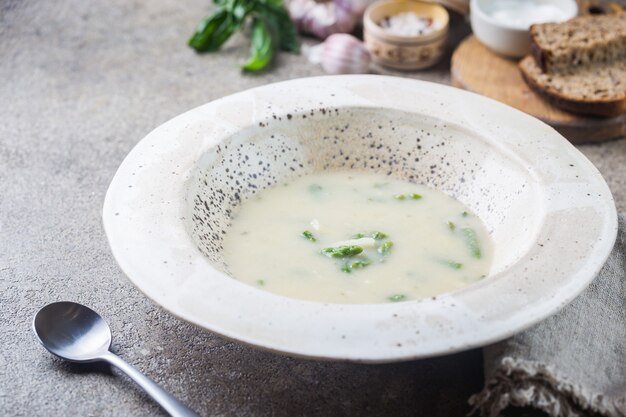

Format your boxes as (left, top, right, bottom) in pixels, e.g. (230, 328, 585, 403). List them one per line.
(222, 172, 493, 304)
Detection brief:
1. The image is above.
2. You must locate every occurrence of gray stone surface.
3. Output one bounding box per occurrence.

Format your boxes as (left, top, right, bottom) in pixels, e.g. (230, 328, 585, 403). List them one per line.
(1, 1, 623, 416)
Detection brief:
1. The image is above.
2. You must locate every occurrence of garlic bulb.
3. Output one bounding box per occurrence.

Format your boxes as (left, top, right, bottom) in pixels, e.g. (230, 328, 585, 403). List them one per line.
(288, 0, 316, 25)
(307, 34, 371, 74)
(289, 0, 365, 39)
(334, 0, 369, 17)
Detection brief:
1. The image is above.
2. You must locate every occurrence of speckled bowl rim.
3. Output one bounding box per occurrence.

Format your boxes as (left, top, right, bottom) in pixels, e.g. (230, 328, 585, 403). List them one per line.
(103, 75, 617, 362)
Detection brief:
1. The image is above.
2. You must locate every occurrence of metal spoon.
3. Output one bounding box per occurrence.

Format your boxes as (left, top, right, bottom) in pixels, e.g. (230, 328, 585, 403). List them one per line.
(32, 301, 201, 417)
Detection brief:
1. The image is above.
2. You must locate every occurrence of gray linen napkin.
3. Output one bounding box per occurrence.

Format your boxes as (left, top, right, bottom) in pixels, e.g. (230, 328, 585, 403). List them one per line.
(469, 214, 626, 417)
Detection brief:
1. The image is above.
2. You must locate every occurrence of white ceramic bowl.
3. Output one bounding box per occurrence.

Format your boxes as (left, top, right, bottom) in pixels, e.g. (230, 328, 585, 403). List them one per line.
(103, 75, 617, 362)
(470, 0, 578, 58)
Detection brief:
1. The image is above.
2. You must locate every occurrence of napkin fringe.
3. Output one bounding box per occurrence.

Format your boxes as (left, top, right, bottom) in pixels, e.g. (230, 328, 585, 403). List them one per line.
(468, 357, 626, 417)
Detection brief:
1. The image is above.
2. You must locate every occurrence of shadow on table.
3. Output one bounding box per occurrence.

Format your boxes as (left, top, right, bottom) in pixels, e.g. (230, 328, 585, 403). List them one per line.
(148, 317, 485, 417)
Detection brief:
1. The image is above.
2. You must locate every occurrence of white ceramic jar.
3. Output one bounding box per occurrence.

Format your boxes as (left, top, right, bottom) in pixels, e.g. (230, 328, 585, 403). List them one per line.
(470, 0, 578, 58)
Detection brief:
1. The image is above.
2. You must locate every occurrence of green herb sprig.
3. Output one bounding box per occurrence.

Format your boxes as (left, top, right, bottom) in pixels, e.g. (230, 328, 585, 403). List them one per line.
(388, 294, 406, 302)
(188, 0, 299, 71)
(301, 230, 316, 242)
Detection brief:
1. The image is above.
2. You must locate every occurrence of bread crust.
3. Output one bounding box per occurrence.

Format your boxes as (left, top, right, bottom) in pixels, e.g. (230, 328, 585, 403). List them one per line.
(530, 38, 547, 73)
(519, 56, 626, 117)
(529, 15, 626, 74)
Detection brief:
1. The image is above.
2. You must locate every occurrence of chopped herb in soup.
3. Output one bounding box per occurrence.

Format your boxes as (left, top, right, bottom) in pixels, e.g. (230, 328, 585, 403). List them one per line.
(222, 172, 493, 304)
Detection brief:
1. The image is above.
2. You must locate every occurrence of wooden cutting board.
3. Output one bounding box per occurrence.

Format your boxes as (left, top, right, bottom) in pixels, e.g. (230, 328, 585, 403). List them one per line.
(450, 35, 626, 144)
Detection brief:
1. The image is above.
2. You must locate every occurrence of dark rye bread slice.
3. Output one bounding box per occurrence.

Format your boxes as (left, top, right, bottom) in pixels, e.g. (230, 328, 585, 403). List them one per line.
(530, 14, 626, 73)
(519, 55, 626, 117)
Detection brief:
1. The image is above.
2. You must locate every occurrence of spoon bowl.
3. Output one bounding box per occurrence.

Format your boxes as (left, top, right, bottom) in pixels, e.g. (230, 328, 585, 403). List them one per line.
(33, 301, 112, 362)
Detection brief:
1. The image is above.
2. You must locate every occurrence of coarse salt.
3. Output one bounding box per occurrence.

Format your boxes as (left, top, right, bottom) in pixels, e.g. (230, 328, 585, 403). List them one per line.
(379, 12, 441, 36)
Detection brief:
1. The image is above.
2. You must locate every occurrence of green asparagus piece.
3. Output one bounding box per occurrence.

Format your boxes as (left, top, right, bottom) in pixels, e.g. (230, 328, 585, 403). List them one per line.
(341, 258, 372, 273)
(378, 241, 393, 255)
(321, 245, 363, 258)
(350, 259, 371, 269)
(371, 231, 387, 240)
(440, 260, 463, 269)
(461, 228, 482, 259)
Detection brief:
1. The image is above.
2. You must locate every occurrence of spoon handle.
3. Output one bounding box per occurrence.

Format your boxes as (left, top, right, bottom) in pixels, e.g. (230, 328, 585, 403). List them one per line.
(101, 351, 202, 417)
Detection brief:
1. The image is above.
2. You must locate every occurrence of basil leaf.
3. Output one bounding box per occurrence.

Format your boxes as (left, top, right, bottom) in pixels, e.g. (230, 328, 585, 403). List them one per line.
(189, 0, 298, 70)
(230, 0, 255, 23)
(188, 10, 238, 52)
(262, 0, 284, 8)
(252, 2, 299, 53)
(242, 17, 274, 71)
(267, 5, 300, 52)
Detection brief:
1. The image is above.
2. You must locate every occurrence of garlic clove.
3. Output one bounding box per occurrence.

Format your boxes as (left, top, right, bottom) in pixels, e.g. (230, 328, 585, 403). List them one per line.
(288, 0, 317, 31)
(333, 5, 359, 33)
(290, 0, 360, 39)
(334, 0, 369, 18)
(320, 34, 371, 74)
(304, 3, 338, 38)
(288, 0, 314, 20)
